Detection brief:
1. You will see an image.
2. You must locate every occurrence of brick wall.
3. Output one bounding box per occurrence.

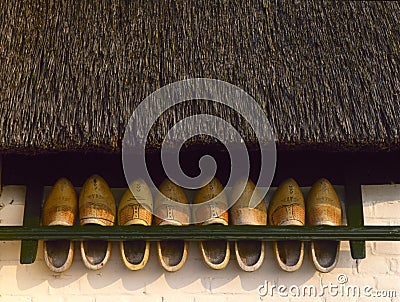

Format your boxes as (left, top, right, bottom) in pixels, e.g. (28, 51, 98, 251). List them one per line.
(0, 185, 399, 302)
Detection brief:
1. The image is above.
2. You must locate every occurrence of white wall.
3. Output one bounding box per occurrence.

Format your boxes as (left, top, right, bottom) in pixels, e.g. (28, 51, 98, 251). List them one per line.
(0, 184, 399, 302)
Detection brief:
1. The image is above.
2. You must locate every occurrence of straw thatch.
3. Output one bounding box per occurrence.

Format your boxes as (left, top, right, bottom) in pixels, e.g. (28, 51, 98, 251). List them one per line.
(1, 1, 399, 154)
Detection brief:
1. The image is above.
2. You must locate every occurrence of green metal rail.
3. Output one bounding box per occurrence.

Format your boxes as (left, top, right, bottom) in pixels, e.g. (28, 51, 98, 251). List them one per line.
(1, 225, 399, 241)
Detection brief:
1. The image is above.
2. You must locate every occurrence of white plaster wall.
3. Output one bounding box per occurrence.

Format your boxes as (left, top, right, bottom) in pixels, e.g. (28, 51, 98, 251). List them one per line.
(0, 184, 399, 302)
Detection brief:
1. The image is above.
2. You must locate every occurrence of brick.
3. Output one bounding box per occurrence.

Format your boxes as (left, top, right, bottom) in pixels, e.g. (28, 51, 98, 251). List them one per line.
(0, 186, 26, 205)
(363, 241, 374, 250)
(48, 275, 82, 296)
(357, 298, 392, 302)
(0, 241, 22, 261)
(334, 248, 358, 274)
(95, 295, 160, 302)
(363, 218, 399, 226)
(0, 204, 24, 226)
(0, 297, 31, 302)
(374, 242, 400, 255)
(32, 297, 64, 302)
(252, 296, 283, 302)
(389, 258, 400, 274)
(208, 275, 242, 294)
(357, 255, 389, 275)
(371, 288, 399, 300)
(78, 272, 127, 295)
(321, 273, 377, 294)
(362, 184, 400, 204)
(324, 298, 358, 302)
(158, 270, 207, 294)
(258, 294, 305, 302)
(363, 204, 374, 218)
(375, 275, 400, 291)
(0, 264, 50, 296)
(159, 296, 195, 302)
(361, 184, 400, 204)
(65, 296, 94, 302)
(192, 295, 229, 302)
(0, 186, 26, 226)
(374, 201, 400, 219)
(274, 263, 320, 285)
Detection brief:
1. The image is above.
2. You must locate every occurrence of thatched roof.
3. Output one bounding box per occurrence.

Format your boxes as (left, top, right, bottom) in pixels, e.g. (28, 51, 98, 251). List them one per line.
(1, 1, 399, 154)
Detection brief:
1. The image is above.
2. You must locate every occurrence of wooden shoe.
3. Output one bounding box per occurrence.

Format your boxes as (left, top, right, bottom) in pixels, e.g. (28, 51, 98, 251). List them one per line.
(154, 179, 190, 272)
(268, 178, 305, 272)
(193, 177, 230, 270)
(79, 175, 116, 270)
(307, 178, 342, 273)
(118, 179, 153, 270)
(42, 178, 77, 273)
(230, 178, 267, 272)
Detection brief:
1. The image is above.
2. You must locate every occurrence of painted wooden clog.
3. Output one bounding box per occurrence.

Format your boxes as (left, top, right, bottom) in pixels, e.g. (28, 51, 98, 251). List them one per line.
(268, 178, 305, 272)
(193, 177, 230, 270)
(118, 179, 153, 270)
(154, 179, 190, 272)
(230, 178, 267, 272)
(42, 178, 77, 273)
(79, 175, 116, 270)
(307, 178, 342, 273)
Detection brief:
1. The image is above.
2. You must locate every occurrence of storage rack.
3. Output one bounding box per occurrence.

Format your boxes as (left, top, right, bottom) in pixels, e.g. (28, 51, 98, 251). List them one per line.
(0, 151, 399, 265)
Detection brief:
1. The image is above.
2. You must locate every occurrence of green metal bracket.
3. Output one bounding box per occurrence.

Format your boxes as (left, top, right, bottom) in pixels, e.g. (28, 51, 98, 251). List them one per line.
(20, 184, 43, 264)
(345, 176, 366, 259)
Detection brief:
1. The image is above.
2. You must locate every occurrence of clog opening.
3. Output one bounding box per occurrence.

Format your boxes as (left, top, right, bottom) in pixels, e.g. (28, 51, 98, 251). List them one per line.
(159, 240, 185, 267)
(277, 240, 302, 266)
(314, 240, 339, 268)
(237, 240, 262, 266)
(82, 240, 108, 265)
(45, 240, 70, 268)
(202, 240, 228, 265)
(202, 223, 228, 265)
(123, 240, 146, 264)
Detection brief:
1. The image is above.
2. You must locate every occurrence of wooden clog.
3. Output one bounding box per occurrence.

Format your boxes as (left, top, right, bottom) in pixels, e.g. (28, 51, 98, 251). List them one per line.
(193, 177, 230, 270)
(118, 179, 153, 270)
(79, 175, 116, 270)
(42, 178, 77, 273)
(268, 178, 305, 272)
(230, 178, 267, 272)
(154, 179, 190, 272)
(307, 178, 342, 273)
